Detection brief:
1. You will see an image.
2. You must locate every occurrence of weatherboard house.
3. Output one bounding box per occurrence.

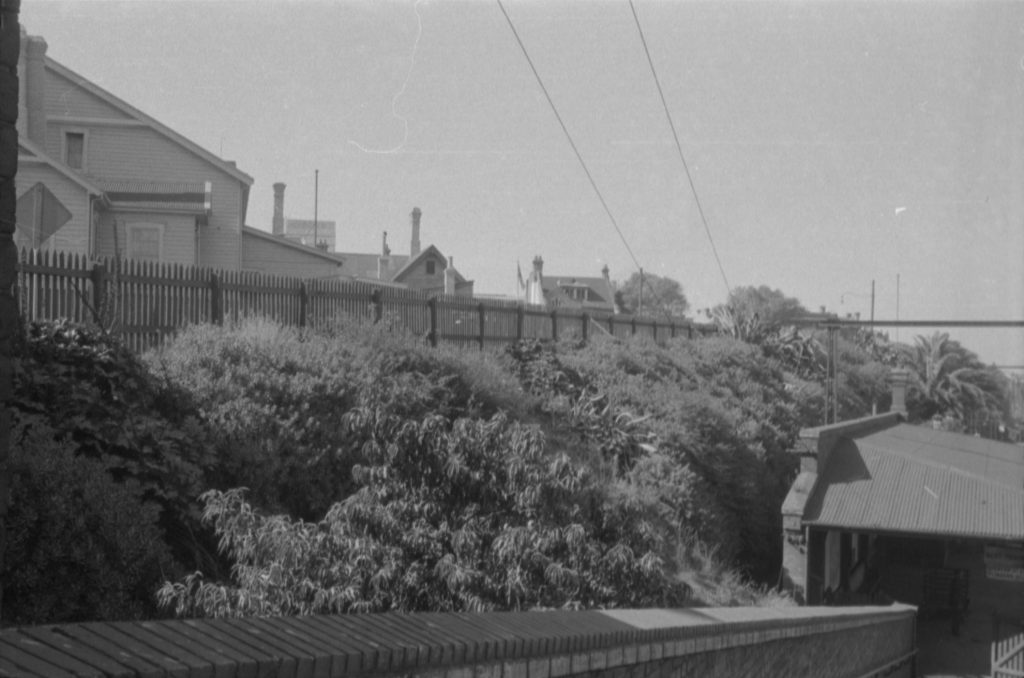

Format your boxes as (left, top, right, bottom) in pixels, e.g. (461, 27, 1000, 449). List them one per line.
(781, 370, 1024, 626)
(520, 256, 619, 314)
(15, 30, 344, 280)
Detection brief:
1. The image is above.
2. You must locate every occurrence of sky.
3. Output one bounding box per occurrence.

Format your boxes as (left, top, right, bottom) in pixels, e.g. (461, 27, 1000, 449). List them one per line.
(23, 0, 1024, 369)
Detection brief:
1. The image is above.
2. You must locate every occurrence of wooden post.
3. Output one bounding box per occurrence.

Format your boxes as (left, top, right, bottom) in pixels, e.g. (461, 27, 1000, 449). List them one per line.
(209, 272, 223, 325)
(298, 282, 308, 328)
(516, 305, 524, 341)
(651, 320, 657, 342)
(427, 298, 438, 347)
(631, 315, 637, 336)
(551, 309, 558, 340)
(608, 315, 614, 336)
(687, 324, 694, 340)
(371, 289, 383, 324)
(670, 321, 676, 339)
(477, 302, 485, 350)
(89, 262, 107, 326)
(581, 313, 589, 342)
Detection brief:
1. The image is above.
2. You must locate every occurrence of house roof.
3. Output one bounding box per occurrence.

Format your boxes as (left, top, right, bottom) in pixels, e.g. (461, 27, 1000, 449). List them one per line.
(242, 226, 345, 265)
(44, 57, 254, 189)
(17, 138, 105, 197)
(96, 179, 212, 214)
(392, 245, 468, 285)
(542, 274, 616, 311)
(802, 422, 1024, 541)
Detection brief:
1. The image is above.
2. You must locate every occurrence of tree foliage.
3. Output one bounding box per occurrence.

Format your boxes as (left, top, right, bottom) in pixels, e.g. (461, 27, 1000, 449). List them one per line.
(158, 409, 690, 617)
(711, 286, 808, 343)
(615, 272, 689, 319)
(897, 332, 1009, 427)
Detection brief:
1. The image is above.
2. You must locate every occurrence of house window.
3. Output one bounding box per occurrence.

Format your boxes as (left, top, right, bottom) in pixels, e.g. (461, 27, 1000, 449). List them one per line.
(64, 132, 85, 169)
(126, 222, 164, 261)
(426, 260, 436, 275)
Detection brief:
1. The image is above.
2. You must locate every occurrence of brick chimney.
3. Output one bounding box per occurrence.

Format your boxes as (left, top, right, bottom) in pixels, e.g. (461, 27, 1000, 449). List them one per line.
(532, 255, 544, 277)
(24, 33, 48, 147)
(889, 368, 911, 417)
(410, 207, 421, 257)
(444, 256, 456, 295)
(272, 182, 286, 236)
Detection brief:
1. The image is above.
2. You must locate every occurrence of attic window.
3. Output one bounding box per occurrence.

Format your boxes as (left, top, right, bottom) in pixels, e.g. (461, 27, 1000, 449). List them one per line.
(426, 260, 436, 275)
(64, 132, 85, 169)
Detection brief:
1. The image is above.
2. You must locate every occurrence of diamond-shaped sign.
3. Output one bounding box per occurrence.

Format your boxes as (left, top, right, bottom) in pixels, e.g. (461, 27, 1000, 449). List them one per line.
(16, 182, 72, 247)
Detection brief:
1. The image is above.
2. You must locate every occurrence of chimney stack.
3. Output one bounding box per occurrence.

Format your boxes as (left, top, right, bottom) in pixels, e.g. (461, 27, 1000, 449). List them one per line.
(532, 255, 544, 277)
(444, 256, 456, 295)
(889, 368, 911, 417)
(24, 34, 48, 147)
(272, 183, 286, 236)
(410, 207, 422, 257)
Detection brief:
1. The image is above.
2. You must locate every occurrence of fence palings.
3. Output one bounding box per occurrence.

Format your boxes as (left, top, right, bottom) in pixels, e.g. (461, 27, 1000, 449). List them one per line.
(15, 249, 706, 352)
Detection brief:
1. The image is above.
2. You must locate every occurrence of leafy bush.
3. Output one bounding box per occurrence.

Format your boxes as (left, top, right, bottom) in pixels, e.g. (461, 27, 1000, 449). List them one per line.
(3, 414, 176, 624)
(159, 410, 691, 617)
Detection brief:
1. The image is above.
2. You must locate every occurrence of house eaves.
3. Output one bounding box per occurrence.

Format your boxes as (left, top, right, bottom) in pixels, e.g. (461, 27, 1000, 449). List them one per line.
(44, 58, 255, 189)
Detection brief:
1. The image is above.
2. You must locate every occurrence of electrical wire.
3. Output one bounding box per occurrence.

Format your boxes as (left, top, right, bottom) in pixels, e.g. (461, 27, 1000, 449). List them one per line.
(628, 0, 732, 297)
(495, 0, 678, 323)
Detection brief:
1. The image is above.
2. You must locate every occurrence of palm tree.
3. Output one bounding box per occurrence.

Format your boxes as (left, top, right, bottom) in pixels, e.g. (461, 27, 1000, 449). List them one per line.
(899, 332, 1007, 426)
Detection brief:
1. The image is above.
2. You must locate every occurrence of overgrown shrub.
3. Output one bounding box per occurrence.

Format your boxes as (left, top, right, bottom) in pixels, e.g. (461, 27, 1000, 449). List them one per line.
(159, 410, 691, 617)
(3, 414, 176, 624)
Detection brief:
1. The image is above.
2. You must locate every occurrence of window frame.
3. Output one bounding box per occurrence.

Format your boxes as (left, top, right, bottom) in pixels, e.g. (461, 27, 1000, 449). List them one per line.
(125, 221, 165, 262)
(62, 129, 88, 171)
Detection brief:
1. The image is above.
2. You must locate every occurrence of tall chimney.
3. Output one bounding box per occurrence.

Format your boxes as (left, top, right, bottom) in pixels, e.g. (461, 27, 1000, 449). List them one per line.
(444, 256, 456, 295)
(272, 182, 285, 236)
(24, 34, 47, 147)
(889, 368, 910, 417)
(532, 255, 544, 277)
(410, 207, 421, 257)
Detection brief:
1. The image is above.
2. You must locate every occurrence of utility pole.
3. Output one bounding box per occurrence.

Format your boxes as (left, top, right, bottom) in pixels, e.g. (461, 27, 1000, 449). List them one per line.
(313, 169, 319, 248)
(638, 267, 644, 315)
(870, 279, 875, 326)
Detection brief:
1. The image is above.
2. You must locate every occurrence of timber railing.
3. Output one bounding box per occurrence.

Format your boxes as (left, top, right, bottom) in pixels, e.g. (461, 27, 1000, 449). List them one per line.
(16, 249, 710, 353)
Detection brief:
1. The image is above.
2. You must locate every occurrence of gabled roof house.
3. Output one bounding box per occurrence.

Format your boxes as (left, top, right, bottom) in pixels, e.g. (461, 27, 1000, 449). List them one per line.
(521, 256, 619, 313)
(16, 30, 346, 280)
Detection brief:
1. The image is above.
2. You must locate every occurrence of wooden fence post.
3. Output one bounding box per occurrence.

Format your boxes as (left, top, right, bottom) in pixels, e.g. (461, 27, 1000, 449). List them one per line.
(371, 289, 383, 324)
(516, 305, 524, 342)
(209, 272, 223, 325)
(89, 262, 106, 326)
(631, 315, 637, 336)
(298, 282, 308, 328)
(581, 313, 589, 342)
(551, 309, 558, 340)
(670, 321, 676, 339)
(477, 302, 485, 350)
(427, 298, 438, 347)
(651, 320, 658, 343)
(608, 315, 614, 336)
(687, 324, 694, 340)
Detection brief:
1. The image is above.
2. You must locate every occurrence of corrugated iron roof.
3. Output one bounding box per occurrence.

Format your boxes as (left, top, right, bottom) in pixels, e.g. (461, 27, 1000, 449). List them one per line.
(97, 179, 211, 214)
(803, 424, 1024, 540)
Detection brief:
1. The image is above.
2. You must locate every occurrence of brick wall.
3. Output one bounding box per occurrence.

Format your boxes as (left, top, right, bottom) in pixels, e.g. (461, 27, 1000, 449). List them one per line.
(0, 605, 917, 678)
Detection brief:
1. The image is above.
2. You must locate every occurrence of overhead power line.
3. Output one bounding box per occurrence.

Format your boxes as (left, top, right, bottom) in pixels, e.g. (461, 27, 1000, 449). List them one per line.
(495, 0, 643, 271)
(496, 0, 680, 323)
(628, 0, 732, 297)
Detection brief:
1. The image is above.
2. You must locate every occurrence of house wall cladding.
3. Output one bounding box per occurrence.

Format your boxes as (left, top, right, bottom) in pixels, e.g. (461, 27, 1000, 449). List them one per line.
(43, 69, 246, 271)
(0, 606, 917, 678)
(242, 231, 343, 279)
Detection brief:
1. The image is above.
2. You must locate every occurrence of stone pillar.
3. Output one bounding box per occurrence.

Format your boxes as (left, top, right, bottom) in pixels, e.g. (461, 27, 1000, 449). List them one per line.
(889, 368, 911, 417)
(0, 0, 21, 621)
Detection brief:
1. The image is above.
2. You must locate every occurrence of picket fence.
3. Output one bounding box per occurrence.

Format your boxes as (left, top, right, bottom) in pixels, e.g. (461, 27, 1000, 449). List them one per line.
(16, 249, 706, 353)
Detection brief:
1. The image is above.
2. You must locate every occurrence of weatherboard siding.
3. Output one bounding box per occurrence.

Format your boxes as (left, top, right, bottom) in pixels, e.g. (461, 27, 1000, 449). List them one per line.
(41, 66, 246, 270)
(43, 68, 134, 126)
(242, 231, 344, 279)
(93, 212, 196, 265)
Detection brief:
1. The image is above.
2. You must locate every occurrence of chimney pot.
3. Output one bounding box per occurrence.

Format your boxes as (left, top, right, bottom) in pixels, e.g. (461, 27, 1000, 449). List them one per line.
(272, 183, 286, 236)
(889, 368, 911, 417)
(25, 35, 49, 147)
(410, 207, 422, 257)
